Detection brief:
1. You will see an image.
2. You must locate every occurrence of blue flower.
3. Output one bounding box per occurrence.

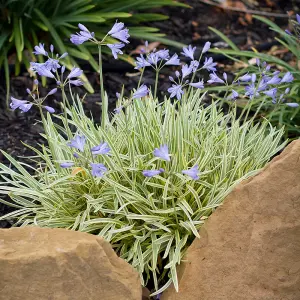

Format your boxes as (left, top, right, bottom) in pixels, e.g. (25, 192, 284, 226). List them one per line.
(44, 106, 55, 113)
(60, 52, 68, 59)
(135, 55, 151, 69)
(245, 83, 259, 99)
(108, 22, 125, 35)
(165, 54, 180, 66)
(155, 49, 170, 60)
(69, 79, 84, 86)
(182, 165, 199, 180)
(78, 23, 90, 32)
(153, 145, 170, 161)
(266, 75, 281, 85)
(207, 73, 225, 84)
(189, 80, 204, 89)
(263, 88, 277, 98)
(30, 63, 55, 78)
(132, 85, 148, 99)
(109, 23, 130, 44)
(190, 60, 199, 73)
(202, 41, 211, 54)
(70, 25, 94, 45)
(168, 84, 184, 100)
(90, 163, 107, 177)
(257, 77, 269, 92)
(60, 162, 75, 168)
(67, 135, 86, 152)
(114, 106, 123, 114)
(286, 103, 299, 108)
(229, 89, 239, 99)
(143, 168, 164, 178)
(67, 67, 83, 79)
(70, 32, 94, 45)
(147, 53, 160, 66)
(236, 73, 252, 82)
(285, 29, 292, 35)
(91, 142, 111, 155)
(10, 97, 30, 111)
(44, 58, 61, 72)
(107, 43, 125, 59)
(202, 57, 217, 72)
(280, 72, 294, 84)
(19, 103, 33, 112)
(181, 45, 196, 60)
(182, 64, 192, 79)
(33, 43, 48, 56)
(47, 88, 57, 96)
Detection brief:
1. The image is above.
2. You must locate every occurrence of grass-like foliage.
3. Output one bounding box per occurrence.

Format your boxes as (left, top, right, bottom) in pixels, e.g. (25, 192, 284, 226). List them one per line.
(0, 90, 286, 294)
(0, 19, 292, 295)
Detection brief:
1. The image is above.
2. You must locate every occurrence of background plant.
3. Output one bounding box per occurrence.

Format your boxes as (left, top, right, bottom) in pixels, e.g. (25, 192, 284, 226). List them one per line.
(0, 0, 187, 98)
(207, 15, 300, 139)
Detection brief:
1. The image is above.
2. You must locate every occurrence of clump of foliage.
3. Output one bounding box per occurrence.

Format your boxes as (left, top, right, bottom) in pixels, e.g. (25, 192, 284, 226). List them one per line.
(208, 14, 300, 139)
(0, 20, 295, 296)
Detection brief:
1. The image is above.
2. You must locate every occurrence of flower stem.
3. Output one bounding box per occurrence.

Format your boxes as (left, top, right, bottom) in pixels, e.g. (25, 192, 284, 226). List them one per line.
(137, 67, 145, 89)
(98, 44, 107, 128)
(154, 70, 159, 99)
(251, 97, 267, 122)
(62, 89, 72, 139)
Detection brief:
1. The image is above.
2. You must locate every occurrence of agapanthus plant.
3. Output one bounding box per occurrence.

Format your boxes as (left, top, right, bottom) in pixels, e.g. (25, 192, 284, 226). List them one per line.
(0, 20, 291, 297)
(207, 16, 300, 139)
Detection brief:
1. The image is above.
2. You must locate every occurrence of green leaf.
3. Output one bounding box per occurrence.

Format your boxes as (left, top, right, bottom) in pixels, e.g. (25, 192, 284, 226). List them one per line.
(209, 48, 294, 71)
(66, 47, 90, 60)
(13, 15, 24, 61)
(0, 33, 9, 51)
(4, 53, 10, 109)
(34, 9, 70, 64)
(208, 27, 240, 51)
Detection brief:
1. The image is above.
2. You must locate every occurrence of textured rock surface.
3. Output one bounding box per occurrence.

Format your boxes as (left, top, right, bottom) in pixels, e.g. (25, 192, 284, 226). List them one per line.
(162, 140, 300, 300)
(0, 227, 142, 300)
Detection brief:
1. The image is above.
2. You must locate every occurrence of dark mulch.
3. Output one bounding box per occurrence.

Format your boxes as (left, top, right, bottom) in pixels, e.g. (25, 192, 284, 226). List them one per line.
(0, 0, 296, 224)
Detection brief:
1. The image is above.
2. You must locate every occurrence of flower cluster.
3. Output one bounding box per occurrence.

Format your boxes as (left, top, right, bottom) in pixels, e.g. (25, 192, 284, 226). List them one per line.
(168, 43, 224, 100)
(235, 61, 297, 107)
(10, 78, 58, 113)
(70, 21, 130, 59)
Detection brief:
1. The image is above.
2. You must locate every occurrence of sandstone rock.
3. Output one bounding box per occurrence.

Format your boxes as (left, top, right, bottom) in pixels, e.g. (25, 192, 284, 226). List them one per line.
(0, 227, 142, 300)
(162, 140, 300, 300)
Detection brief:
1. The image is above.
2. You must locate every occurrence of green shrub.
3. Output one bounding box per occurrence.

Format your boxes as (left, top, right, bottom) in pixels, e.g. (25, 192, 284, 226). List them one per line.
(0, 0, 187, 97)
